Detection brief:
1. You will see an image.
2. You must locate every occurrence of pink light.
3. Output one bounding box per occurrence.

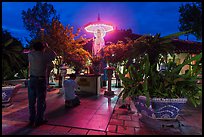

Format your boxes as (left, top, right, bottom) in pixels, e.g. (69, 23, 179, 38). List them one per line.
(85, 24, 114, 33)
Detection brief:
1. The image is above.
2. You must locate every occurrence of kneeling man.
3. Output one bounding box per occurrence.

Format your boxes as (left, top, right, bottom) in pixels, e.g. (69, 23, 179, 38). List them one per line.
(63, 74, 80, 108)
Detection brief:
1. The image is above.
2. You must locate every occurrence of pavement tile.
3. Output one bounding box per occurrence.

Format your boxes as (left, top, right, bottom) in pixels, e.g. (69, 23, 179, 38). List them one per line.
(2, 126, 22, 135)
(113, 108, 129, 115)
(87, 130, 106, 135)
(106, 131, 125, 135)
(134, 127, 156, 135)
(68, 128, 89, 135)
(84, 104, 102, 110)
(109, 118, 124, 126)
(118, 115, 131, 121)
(117, 125, 135, 135)
(86, 115, 109, 131)
(63, 110, 95, 121)
(96, 109, 113, 115)
(61, 119, 90, 128)
(131, 113, 142, 122)
(2, 87, 202, 135)
(111, 113, 118, 119)
(124, 120, 140, 128)
(29, 130, 51, 135)
(13, 127, 35, 135)
(50, 126, 71, 134)
(106, 124, 117, 132)
(34, 124, 55, 132)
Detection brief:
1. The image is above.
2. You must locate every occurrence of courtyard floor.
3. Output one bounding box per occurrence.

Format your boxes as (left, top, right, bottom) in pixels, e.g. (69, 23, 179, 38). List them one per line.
(2, 85, 202, 135)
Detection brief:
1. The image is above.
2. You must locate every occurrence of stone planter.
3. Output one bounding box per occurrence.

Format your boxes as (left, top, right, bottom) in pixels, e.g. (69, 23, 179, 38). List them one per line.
(133, 96, 187, 120)
(2, 84, 22, 107)
(4, 79, 28, 87)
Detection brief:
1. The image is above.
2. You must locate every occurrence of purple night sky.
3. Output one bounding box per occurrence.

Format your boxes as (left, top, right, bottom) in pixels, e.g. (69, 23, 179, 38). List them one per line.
(2, 2, 200, 47)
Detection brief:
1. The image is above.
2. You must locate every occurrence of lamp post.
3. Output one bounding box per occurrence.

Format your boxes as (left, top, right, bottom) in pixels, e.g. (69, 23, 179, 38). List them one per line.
(59, 63, 68, 94)
(56, 56, 63, 88)
(104, 66, 115, 96)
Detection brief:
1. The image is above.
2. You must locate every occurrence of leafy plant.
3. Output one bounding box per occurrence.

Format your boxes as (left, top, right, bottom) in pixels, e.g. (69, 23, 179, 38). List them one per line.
(117, 52, 202, 107)
(116, 31, 202, 108)
(160, 53, 202, 107)
(116, 56, 146, 101)
(2, 29, 28, 82)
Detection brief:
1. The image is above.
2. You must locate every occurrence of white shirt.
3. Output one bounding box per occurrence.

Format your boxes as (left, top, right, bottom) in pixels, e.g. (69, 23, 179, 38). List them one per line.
(28, 51, 48, 76)
(63, 79, 78, 100)
(28, 49, 56, 77)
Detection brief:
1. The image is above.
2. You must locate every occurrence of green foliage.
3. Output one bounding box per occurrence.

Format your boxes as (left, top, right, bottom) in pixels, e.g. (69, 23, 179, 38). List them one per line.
(22, 2, 60, 39)
(117, 32, 202, 108)
(129, 31, 190, 66)
(116, 57, 146, 101)
(179, 2, 202, 40)
(2, 28, 28, 82)
(117, 52, 202, 107)
(163, 53, 202, 107)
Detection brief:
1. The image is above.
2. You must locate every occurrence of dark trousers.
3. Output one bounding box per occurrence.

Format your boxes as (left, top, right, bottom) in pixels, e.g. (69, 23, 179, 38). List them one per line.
(65, 96, 80, 107)
(28, 77, 46, 123)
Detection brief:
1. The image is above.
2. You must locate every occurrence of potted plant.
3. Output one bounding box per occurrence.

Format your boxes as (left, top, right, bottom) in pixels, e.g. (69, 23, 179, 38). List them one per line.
(117, 51, 202, 120)
(2, 30, 26, 107)
(116, 32, 202, 120)
(2, 29, 28, 81)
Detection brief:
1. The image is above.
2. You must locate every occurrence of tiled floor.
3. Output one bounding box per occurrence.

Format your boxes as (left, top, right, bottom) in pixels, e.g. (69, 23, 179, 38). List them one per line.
(2, 86, 202, 135)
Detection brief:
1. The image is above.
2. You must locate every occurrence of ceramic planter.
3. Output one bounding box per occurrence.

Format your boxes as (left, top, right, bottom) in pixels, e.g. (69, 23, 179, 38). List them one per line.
(2, 84, 22, 106)
(133, 96, 187, 120)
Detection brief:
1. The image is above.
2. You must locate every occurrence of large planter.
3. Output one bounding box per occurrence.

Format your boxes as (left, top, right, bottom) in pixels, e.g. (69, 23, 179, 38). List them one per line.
(4, 79, 28, 87)
(2, 84, 22, 107)
(133, 96, 187, 120)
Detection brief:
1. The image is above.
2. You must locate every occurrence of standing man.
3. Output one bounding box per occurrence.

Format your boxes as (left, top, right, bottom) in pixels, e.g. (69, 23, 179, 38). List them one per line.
(27, 41, 55, 127)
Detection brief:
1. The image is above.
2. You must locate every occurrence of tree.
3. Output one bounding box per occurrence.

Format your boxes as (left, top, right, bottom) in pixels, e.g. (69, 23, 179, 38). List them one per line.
(105, 28, 141, 44)
(102, 41, 130, 67)
(44, 19, 91, 68)
(178, 2, 202, 40)
(22, 2, 60, 39)
(102, 31, 190, 72)
(126, 32, 189, 68)
(2, 28, 28, 82)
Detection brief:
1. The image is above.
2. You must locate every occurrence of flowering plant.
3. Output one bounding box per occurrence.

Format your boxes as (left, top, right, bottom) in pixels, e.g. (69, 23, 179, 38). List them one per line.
(90, 56, 102, 66)
(64, 48, 91, 72)
(102, 41, 131, 66)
